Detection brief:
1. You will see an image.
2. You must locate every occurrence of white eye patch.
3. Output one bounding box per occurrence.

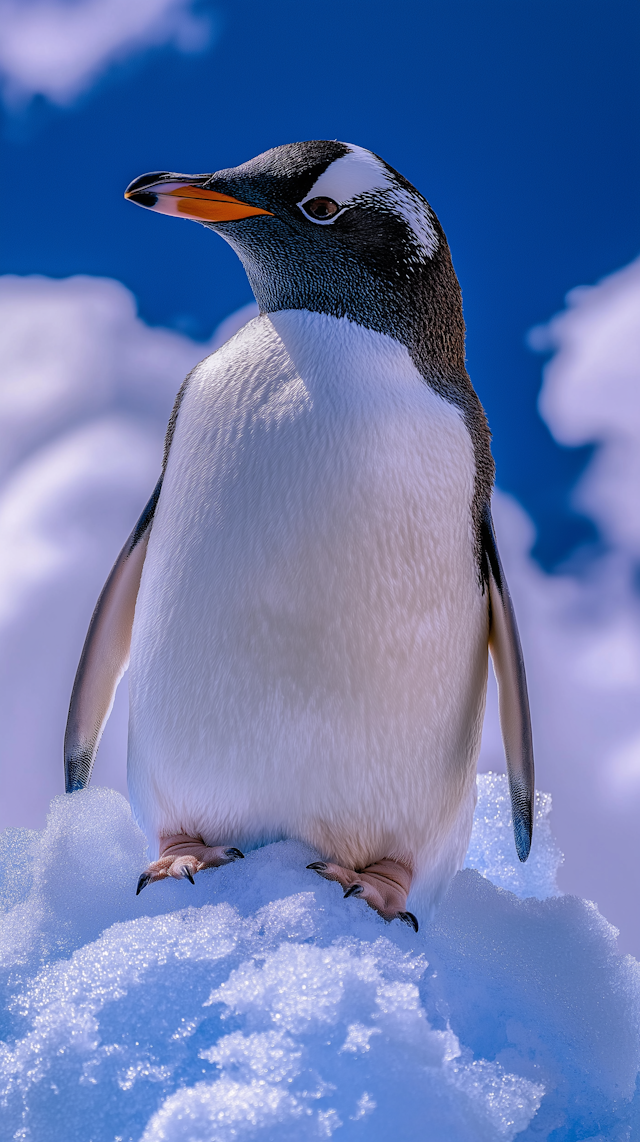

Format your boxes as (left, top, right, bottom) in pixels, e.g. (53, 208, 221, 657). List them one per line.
(297, 144, 438, 259)
(301, 146, 391, 205)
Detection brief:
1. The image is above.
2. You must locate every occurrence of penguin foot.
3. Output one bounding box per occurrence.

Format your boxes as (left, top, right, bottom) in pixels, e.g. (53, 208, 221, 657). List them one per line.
(136, 834, 244, 894)
(306, 857, 417, 930)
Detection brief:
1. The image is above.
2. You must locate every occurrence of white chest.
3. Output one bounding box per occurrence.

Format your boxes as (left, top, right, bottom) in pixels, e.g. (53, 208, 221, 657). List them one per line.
(129, 312, 487, 875)
(154, 309, 477, 605)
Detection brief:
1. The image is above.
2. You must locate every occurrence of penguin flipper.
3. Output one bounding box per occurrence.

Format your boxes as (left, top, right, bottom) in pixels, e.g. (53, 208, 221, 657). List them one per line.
(64, 478, 162, 793)
(482, 503, 535, 861)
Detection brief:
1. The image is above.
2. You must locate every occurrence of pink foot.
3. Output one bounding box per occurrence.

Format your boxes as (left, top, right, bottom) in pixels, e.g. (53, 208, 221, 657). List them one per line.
(306, 857, 418, 931)
(136, 833, 244, 894)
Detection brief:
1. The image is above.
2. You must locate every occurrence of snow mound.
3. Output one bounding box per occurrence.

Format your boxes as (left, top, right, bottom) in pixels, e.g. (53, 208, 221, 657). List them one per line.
(464, 771, 563, 899)
(0, 776, 638, 1141)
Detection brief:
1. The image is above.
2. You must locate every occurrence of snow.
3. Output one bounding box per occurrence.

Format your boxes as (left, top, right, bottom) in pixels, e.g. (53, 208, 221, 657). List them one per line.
(0, 776, 638, 1141)
(463, 772, 562, 901)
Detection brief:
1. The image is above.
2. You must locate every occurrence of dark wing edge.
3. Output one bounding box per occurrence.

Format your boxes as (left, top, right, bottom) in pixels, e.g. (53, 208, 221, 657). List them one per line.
(482, 502, 535, 861)
(64, 477, 163, 793)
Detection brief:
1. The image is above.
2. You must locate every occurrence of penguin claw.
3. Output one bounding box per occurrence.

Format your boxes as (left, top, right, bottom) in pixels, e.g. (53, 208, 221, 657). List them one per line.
(343, 884, 364, 898)
(305, 857, 413, 926)
(398, 911, 419, 933)
(135, 839, 246, 893)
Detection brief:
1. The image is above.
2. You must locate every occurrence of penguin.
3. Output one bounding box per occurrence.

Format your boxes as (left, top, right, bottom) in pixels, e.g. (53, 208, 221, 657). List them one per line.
(64, 141, 534, 930)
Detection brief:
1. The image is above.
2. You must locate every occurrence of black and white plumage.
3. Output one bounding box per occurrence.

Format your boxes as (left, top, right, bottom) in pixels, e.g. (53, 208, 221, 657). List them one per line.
(65, 141, 534, 923)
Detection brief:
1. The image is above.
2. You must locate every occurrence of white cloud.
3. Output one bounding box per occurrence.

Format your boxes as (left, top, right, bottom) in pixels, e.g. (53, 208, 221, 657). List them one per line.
(0, 416, 159, 624)
(0, 275, 201, 480)
(0, 0, 215, 108)
(531, 255, 640, 558)
(480, 254, 640, 952)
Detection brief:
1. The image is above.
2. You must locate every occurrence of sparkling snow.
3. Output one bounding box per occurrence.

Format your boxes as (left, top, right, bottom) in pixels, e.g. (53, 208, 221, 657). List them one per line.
(0, 775, 638, 1140)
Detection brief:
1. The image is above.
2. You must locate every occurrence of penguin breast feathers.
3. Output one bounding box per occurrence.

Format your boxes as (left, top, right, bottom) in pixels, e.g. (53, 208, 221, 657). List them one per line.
(128, 311, 487, 882)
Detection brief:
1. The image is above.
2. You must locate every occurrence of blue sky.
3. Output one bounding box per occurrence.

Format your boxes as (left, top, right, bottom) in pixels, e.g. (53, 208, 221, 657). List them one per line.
(2, 0, 638, 569)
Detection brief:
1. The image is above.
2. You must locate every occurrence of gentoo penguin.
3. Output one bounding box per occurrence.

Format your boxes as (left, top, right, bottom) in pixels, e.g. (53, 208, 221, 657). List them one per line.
(64, 141, 534, 929)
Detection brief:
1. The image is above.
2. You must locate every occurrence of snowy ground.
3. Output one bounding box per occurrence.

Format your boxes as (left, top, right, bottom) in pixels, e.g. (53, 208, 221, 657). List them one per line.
(0, 774, 638, 1141)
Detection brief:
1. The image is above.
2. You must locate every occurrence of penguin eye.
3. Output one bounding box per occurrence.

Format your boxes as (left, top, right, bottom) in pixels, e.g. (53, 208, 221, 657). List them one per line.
(302, 197, 340, 221)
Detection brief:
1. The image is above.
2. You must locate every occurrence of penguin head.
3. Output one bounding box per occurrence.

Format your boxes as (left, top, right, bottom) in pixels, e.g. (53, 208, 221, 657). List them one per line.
(125, 141, 466, 376)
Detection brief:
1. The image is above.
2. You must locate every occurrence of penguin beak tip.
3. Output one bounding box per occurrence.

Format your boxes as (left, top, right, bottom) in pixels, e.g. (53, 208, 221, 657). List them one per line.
(124, 171, 273, 223)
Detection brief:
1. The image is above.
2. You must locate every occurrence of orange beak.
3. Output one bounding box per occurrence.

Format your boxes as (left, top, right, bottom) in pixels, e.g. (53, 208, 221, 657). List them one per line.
(124, 174, 273, 223)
